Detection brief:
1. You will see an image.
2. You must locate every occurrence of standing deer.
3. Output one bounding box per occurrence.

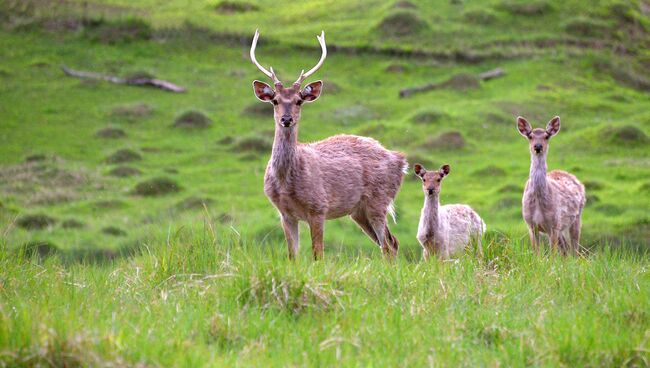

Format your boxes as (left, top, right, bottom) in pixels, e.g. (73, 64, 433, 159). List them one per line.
(250, 30, 407, 260)
(517, 116, 585, 255)
(414, 164, 486, 260)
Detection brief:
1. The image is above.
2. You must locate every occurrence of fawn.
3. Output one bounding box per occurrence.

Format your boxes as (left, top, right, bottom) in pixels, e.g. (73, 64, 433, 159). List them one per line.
(517, 116, 586, 255)
(250, 30, 407, 260)
(414, 164, 486, 260)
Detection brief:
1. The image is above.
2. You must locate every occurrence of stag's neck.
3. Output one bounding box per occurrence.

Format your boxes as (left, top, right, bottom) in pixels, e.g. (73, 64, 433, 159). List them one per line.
(529, 154, 548, 198)
(422, 194, 440, 234)
(270, 126, 299, 178)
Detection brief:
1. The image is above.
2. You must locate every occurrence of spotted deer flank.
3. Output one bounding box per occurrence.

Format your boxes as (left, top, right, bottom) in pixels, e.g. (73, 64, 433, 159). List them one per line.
(517, 116, 586, 255)
(414, 164, 486, 260)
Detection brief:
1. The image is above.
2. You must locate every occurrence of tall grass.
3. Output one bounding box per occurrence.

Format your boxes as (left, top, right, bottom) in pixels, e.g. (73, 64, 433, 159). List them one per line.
(1, 228, 648, 367)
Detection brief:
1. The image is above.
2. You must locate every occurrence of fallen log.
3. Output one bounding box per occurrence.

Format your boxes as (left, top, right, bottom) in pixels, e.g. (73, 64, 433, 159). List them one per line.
(399, 67, 505, 98)
(61, 66, 186, 93)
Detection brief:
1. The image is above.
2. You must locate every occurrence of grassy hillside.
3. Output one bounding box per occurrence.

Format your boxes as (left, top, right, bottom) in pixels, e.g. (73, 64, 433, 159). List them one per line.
(0, 0, 649, 366)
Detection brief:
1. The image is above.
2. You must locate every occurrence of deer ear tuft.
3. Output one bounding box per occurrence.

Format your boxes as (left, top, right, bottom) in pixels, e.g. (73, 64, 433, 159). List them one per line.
(300, 81, 323, 102)
(253, 80, 275, 102)
(440, 164, 450, 177)
(517, 116, 532, 138)
(414, 164, 426, 177)
(546, 116, 561, 137)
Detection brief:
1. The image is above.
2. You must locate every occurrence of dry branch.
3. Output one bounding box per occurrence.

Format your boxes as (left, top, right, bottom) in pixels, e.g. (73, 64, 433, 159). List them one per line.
(61, 66, 186, 93)
(399, 67, 505, 98)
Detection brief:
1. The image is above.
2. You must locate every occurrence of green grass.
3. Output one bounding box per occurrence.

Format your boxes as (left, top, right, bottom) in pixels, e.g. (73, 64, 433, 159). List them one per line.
(0, 0, 649, 365)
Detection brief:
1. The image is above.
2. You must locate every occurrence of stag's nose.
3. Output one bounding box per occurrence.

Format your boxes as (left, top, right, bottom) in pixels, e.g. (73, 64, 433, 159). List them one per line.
(280, 115, 293, 127)
(428, 189, 434, 195)
(534, 144, 543, 153)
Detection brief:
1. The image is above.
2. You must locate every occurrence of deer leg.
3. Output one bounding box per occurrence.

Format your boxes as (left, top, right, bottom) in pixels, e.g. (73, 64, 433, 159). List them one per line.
(384, 225, 399, 256)
(308, 216, 325, 260)
(350, 212, 380, 247)
(569, 218, 582, 255)
(548, 229, 561, 254)
(281, 215, 299, 260)
(528, 225, 540, 254)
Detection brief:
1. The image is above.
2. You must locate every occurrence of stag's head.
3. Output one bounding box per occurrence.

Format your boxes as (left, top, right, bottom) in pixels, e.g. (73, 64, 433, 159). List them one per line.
(250, 29, 326, 128)
(517, 116, 561, 157)
(414, 164, 450, 196)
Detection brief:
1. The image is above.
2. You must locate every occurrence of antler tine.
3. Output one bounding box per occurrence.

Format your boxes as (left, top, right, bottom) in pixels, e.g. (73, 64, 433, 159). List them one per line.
(269, 67, 281, 86)
(294, 31, 327, 86)
(250, 29, 274, 80)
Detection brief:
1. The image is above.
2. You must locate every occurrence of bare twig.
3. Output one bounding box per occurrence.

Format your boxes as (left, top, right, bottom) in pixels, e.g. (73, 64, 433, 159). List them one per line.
(61, 66, 186, 93)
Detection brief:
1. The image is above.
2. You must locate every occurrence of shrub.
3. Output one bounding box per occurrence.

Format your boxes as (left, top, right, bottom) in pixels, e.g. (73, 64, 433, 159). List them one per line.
(132, 177, 181, 196)
(378, 10, 428, 37)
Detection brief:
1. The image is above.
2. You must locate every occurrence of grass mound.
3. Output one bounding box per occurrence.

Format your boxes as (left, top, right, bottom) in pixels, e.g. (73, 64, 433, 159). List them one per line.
(84, 17, 152, 44)
(232, 135, 272, 154)
(385, 63, 406, 73)
(101, 226, 127, 236)
(105, 149, 141, 164)
(173, 110, 212, 129)
(17, 214, 57, 230)
(584, 180, 604, 191)
(563, 17, 611, 38)
(498, 184, 521, 193)
(21, 240, 59, 258)
(243, 103, 272, 117)
(640, 181, 650, 193)
(463, 9, 498, 24)
(493, 196, 519, 209)
(24, 153, 47, 162)
(175, 196, 214, 210)
(322, 80, 342, 94)
(132, 177, 181, 196)
(600, 125, 648, 145)
(215, 1, 259, 13)
(393, 0, 417, 9)
(111, 103, 153, 121)
(496, 0, 552, 15)
(107, 165, 141, 177)
(419, 131, 465, 150)
(61, 219, 85, 229)
(95, 127, 126, 139)
(443, 73, 481, 91)
(378, 10, 428, 37)
(411, 109, 449, 125)
(586, 193, 600, 207)
(473, 165, 506, 177)
(595, 59, 650, 92)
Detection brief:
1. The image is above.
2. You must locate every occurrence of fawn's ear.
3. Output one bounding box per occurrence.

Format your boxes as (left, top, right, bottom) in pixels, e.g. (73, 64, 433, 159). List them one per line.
(546, 116, 561, 137)
(300, 81, 323, 102)
(253, 80, 275, 102)
(414, 164, 426, 178)
(439, 164, 450, 177)
(517, 116, 532, 138)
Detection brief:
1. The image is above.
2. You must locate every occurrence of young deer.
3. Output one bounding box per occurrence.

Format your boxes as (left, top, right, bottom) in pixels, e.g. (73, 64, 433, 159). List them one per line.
(250, 30, 407, 260)
(517, 116, 585, 255)
(414, 164, 486, 260)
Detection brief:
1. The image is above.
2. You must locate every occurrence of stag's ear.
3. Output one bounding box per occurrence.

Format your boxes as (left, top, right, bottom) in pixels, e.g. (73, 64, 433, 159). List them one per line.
(414, 164, 426, 178)
(300, 81, 323, 102)
(546, 116, 561, 137)
(517, 116, 532, 138)
(440, 164, 450, 177)
(253, 80, 275, 102)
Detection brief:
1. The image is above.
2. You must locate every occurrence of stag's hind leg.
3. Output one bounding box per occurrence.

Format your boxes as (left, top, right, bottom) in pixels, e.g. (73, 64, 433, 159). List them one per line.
(569, 217, 582, 255)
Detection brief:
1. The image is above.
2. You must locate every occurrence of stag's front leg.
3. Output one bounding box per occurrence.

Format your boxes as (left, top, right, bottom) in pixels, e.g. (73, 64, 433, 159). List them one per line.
(308, 215, 325, 260)
(281, 215, 299, 260)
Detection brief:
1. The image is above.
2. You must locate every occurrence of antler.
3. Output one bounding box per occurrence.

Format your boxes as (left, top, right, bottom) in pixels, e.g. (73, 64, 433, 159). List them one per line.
(294, 31, 327, 87)
(250, 29, 281, 85)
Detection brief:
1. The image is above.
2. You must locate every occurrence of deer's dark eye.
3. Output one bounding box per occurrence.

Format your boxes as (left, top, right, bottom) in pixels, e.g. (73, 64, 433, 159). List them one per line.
(437, 179, 441, 183)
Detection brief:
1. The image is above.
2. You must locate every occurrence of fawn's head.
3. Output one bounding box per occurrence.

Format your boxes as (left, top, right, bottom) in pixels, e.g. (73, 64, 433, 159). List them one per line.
(414, 164, 450, 196)
(517, 116, 561, 156)
(250, 29, 325, 128)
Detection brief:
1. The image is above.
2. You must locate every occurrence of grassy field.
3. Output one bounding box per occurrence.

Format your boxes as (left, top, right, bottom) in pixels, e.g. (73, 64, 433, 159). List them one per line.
(0, 0, 649, 366)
